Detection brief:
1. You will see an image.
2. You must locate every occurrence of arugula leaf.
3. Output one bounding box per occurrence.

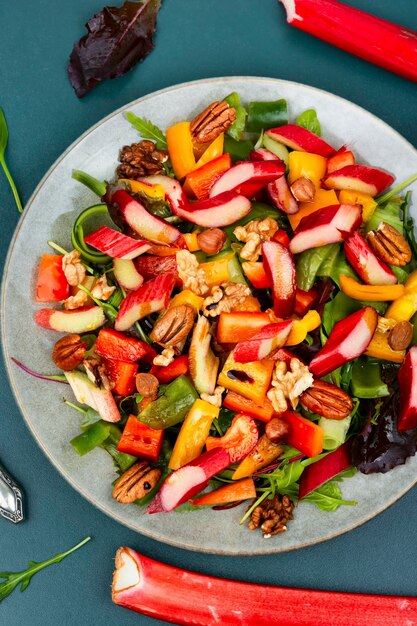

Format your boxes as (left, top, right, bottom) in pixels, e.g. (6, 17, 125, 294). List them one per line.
(0, 107, 23, 213)
(296, 109, 322, 136)
(302, 481, 357, 512)
(0, 537, 91, 603)
(125, 112, 167, 149)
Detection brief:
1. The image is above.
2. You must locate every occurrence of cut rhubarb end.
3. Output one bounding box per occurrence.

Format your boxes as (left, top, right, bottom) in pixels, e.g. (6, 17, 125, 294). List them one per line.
(266, 124, 335, 157)
(279, 0, 417, 84)
(209, 160, 285, 198)
(262, 241, 296, 318)
(398, 346, 417, 431)
(232, 321, 293, 363)
(344, 232, 397, 286)
(174, 191, 252, 228)
(323, 165, 395, 197)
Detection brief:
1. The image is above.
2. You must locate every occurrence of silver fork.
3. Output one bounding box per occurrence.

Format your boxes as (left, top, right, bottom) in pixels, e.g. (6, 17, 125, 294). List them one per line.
(0, 462, 24, 523)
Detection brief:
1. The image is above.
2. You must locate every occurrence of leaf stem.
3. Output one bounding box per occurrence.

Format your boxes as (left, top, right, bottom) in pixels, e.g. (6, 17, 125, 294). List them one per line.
(239, 490, 270, 525)
(47, 240, 95, 275)
(377, 172, 417, 205)
(72, 170, 106, 197)
(0, 156, 23, 213)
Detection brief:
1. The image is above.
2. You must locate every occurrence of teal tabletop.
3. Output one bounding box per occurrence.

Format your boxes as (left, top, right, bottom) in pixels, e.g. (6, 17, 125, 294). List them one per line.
(1, 1, 417, 624)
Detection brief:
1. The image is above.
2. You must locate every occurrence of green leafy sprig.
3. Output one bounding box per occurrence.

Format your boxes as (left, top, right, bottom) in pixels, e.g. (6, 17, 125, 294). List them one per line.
(0, 537, 91, 603)
(0, 107, 23, 213)
(125, 112, 167, 149)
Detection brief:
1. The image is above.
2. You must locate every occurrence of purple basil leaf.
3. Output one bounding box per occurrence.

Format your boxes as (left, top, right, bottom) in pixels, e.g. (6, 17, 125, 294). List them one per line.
(68, 0, 161, 98)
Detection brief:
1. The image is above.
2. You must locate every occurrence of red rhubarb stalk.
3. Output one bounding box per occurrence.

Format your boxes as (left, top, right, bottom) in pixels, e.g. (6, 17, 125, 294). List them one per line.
(113, 547, 417, 625)
(298, 441, 351, 499)
(279, 0, 417, 84)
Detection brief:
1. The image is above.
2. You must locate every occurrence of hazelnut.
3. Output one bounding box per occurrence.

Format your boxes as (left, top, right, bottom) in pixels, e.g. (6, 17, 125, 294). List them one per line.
(265, 417, 290, 444)
(388, 320, 413, 351)
(290, 177, 315, 203)
(197, 228, 227, 255)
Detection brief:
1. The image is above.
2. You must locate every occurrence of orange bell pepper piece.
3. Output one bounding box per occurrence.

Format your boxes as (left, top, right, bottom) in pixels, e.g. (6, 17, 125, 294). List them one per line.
(285, 310, 321, 346)
(223, 390, 275, 422)
(216, 312, 271, 343)
(166, 121, 196, 179)
(386, 270, 417, 321)
(118, 179, 165, 199)
(185, 153, 231, 200)
(365, 330, 406, 363)
(36, 254, 69, 302)
(168, 289, 204, 312)
(339, 189, 376, 222)
(340, 275, 405, 301)
(200, 252, 234, 286)
(232, 296, 262, 312)
(232, 435, 284, 480)
(195, 133, 224, 167)
(218, 353, 274, 405)
(102, 358, 138, 396)
(168, 399, 219, 470)
(183, 231, 201, 252)
(288, 151, 327, 188)
(282, 411, 324, 458)
(288, 188, 339, 230)
(191, 478, 256, 506)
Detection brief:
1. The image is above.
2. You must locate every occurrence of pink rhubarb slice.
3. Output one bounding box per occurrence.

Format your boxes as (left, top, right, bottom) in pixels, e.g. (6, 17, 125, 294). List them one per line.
(263, 241, 296, 318)
(344, 231, 397, 286)
(209, 160, 285, 198)
(84, 226, 150, 259)
(323, 165, 395, 197)
(398, 346, 417, 431)
(232, 321, 293, 363)
(265, 124, 335, 157)
(115, 273, 176, 332)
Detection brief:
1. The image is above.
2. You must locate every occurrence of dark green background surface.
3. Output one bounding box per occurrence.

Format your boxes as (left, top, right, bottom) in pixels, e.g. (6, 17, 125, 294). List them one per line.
(1, 1, 417, 624)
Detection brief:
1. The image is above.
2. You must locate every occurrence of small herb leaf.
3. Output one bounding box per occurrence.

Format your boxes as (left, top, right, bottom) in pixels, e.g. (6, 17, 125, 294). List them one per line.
(0, 108, 23, 213)
(125, 112, 167, 149)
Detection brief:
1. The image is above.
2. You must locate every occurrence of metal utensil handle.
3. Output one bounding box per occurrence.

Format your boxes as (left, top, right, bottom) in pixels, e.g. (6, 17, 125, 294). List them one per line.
(0, 463, 24, 524)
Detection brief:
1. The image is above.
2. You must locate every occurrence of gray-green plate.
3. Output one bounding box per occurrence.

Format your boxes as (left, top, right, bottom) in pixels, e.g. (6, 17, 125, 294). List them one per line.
(2, 77, 417, 554)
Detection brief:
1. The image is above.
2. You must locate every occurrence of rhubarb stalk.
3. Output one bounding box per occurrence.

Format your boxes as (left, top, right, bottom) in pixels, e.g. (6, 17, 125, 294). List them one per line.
(113, 547, 417, 625)
(279, 0, 417, 83)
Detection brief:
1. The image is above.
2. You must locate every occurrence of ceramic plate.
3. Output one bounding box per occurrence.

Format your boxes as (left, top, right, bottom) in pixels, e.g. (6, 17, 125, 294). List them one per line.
(2, 77, 417, 554)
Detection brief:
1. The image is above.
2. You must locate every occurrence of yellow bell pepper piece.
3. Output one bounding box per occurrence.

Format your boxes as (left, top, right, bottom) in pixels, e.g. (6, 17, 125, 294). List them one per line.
(200, 252, 234, 286)
(168, 399, 219, 470)
(118, 179, 165, 199)
(288, 188, 338, 230)
(386, 270, 417, 321)
(288, 151, 327, 188)
(339, 275, 405, 301)
(218, 353, 274, 405)
(232, 296, 262, 312)
(339, 189, 377, 222)
(365, 330, 405, 363)
(183, 231, 201, 252)
(232, 435, 284, 480)
(286, 310, 321, 346)
(166, 121, 196, 179)
(195, 133, 224, 168)
(169, 289, 204, 312)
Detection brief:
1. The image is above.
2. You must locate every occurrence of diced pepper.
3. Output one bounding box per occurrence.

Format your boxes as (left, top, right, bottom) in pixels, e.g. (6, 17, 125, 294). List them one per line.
(295, 287, 318, 316)
(151, 355, 189, 384)
(70, 421, 110, 456)
(166, 121, 196, 179)
(232, 434, 284, 480)
(339, 189, 377, 222)
(168, 289, 204, 313)
(218, 353, 274, 405)
(205, 413, 258, 462)
(339, 275, 405, 301)
(168, 399, 219, 470)
(216, 312, 271, 343)
(271, 229, 291, 247)
(386, 270, 417, 321)
(285, 310, 321, 346)
(191, 478, 256, 506)
(288, 151, 327, 188)
(365, 330, 405, 363)
(36, 254, 69, 302)
(117, 415, 164, 463)
(95, 328, 155, 363)
(102, 358, 138, 396)
(282, 411, 324, 458)
(118, 179, 165, 199)
(242, 261, 271, 289)
(138, 375, 198, 430)
(199, 252, 235, 286)
(246, 99, 288, 133)
(232, 296, 262, 312)
(223, 390, 275, 422)
(146, 244, 182, 257)
(185, 154, 231, 200)
(183, 231, 201, 252)
(288, 188, 338, 230)
(195, 133, 224, 167)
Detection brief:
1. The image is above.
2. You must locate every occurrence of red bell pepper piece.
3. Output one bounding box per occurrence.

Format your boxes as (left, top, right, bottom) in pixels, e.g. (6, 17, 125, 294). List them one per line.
(282, 410, 324, 458)
(241, 261, 271, 289)
(135, 254, 179, 283)
(295, 287, 318, 317)
(185, 154, 232, 200)
(151, 355, 189, 384)
(102, 358, 138, 397)
(117, 415, 164, 462)
(223, 390, 275, 422)
(298, 441, 351, 499)
(95, 328, 156, 363)
(271, 229, 291, 247)
(205, 413, 258, 462)
(216, 311, 271, 343)
(36, 254, 69, 302)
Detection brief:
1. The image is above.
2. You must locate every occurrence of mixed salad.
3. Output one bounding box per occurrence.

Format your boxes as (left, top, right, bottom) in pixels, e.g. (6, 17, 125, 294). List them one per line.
(22, 93, 417, 538)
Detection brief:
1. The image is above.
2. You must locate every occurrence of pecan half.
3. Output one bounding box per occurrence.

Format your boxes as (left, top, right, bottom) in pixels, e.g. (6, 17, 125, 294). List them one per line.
(300, 379, 353, 419)
(366, 222, 412, 266)
(190, 101, 236, 144)
(150, 305, 195, 346)
(113, 462, 161, 504)
(52, 334, 87, 371)
(388, 320, 413, 351)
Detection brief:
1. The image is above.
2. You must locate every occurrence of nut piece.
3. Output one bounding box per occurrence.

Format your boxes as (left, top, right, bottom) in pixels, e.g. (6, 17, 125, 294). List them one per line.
(234, 218, 279, 262)
(150, 305, 195, 347)
(265, 417, 290, 444)
(300, 379, 353, 420)
(248, 494, 295, 538)
(113, 462, 162, 504)
(117, 140, 169, 180)
(83, 356, 113, 391)
(135, 373, 159, 398)
(153, 347, 175, 367)
(366, 222, 412, 266)
(52, 334, 87, 371)
(388, 320, 413, 351)
(377, 316, 397, 333)
(289, 177, 316, 202)
(197, 228, 227, 255)
(91, 274, 116, 301)
(202, 282, 251, 317)
(176, 250, 209, 296)
(267, 358, 314, 413)
(200, 386, 225, 408)
(62, 250, 86, 287)
(190, 101, 236, 144)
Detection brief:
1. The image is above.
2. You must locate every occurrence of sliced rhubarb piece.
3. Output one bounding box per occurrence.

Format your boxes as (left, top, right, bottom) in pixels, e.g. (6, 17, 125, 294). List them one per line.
(172, 191, 252, 228)
(140, 174, 188, 214)
(209, 161, 285, 198)
(266, 124, 335, 157)
(249, 148, 280, 161)
(34, 306, 105, 333)
(279, 0, 417, 83)
(309, 306, 378, 377)
(189, 315, 219, 394)
(323, 165, 395, 197)
(398, 346, 417, 431)
(95, 328, 155, 363)
(65, 370, 120, 422)
(267, 175, 299, 215)
(84, 225, 150, 259)
(150, 448, 231, 512)
(326, 150, 355, 175)
(232, 321, 293, 363)
(289, 204, 362, 254)
(115, 274, 176, 332)
(113, 258, 144, 291)
(205, 414, 258, 462)
(344, 231, 397, 286)
(262, 241, 296, 318)
(299, 441, 352, 499)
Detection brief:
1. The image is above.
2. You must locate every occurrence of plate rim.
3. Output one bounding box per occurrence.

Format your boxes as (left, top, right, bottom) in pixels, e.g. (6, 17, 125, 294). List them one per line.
(2, 75, 417, 555)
